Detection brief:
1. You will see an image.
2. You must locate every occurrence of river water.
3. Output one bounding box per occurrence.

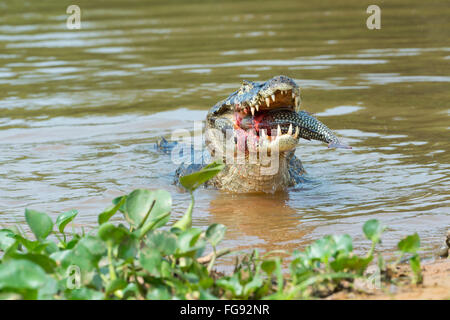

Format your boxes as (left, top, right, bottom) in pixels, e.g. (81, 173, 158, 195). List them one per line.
(0, 0, 449, 266)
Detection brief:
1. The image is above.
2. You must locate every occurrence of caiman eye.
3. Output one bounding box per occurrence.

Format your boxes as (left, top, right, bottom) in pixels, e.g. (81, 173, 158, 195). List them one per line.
(241, 80, 253, 91)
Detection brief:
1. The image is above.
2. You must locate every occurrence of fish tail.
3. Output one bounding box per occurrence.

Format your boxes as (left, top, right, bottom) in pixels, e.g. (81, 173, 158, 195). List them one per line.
(328, 141, 352, 149)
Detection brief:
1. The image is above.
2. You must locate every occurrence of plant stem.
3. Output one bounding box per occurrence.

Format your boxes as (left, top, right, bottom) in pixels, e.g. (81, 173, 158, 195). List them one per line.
(107, 243, 116, 281)
(207, 247, 217, 273)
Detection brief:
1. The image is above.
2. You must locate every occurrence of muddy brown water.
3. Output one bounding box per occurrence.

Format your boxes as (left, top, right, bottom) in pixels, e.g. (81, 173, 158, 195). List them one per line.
(0, 0, 449, 270)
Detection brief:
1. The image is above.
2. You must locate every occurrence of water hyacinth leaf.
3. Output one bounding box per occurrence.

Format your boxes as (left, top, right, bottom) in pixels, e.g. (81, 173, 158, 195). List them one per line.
(112, 195, 127, 212)
(44, 240, 59, 255)
(12, 253, 57, 273)
(146, 230, 177, 256)
(118, 236, 138, 260)
(243, 276, 263, 297)
(106, 278, 128, 295)
(176, 228, 203, 255)
(308, 236, 336, 262)
(25, 209, 54, 240)
(217, 273, 243, 296)
(125, 189, 171, 228)
(205, 223, 226, 247)
(179, 161, 225, 191)
(0, 259, 47, 291)
(99, 196, 126, 225)
(199, 289, 219, 300)
(333, 234, 353, 255)
(330, 255, 372, 274)
(124, 190, 153, 226)
(140, 248, 163, 277)
(56, 209, 78, 234)
(36, 276, 58, 300)
(122, 283, 139, 299)
(98, 223, 130, 246)
(261, 259, 277, 275)
(409, 254, 422, 284)
(363, 219, 384, 243)
(14, 234, 48, 253)
(147, 286, 171, 300)
(0, 229, 16, 252)
(398, 233, 420, 254)
(67, 288, 104, 300)
(137, 211, 171, 239)
(61, 236, 106, 273)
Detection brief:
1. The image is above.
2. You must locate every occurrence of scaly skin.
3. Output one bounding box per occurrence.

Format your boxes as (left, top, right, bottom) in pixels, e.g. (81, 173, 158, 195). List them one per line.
(164, 75, 349, 193)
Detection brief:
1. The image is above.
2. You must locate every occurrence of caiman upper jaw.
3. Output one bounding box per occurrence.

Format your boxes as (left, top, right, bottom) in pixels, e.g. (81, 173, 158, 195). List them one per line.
(233, 75, 301, 115)
(236, 89, 300, 116)
(206, 75, 301, 120)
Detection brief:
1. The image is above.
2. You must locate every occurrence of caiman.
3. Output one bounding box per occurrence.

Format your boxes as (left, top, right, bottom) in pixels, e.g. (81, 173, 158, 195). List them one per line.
(157, 75, 350, 193)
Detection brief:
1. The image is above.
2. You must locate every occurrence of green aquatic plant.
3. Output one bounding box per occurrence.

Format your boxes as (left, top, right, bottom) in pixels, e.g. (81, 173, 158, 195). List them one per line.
(0, 162, 424, 300)
(397, 233, 422, 284)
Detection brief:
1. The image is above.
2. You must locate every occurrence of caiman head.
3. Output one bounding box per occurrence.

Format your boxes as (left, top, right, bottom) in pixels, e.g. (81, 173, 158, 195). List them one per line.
(205, 75, 349, 193)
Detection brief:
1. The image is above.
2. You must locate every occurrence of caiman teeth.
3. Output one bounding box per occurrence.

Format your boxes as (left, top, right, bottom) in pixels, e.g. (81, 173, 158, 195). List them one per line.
(288, 123, 293, 135)
(260, 129, 267, 140)
(277, 124, 282, 136)
(255, 104, 259, 111)
(271, 94, 276, 102)
(251, 106, 255, 116)
(295, 96, 300, 108)
(293, 126, 299, 139)
(265, 97, 270, 107)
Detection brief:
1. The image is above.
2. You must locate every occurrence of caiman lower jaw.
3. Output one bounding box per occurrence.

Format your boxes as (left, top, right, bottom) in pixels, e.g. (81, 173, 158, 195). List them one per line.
(231, 90, 301, 154)
(233, 121, 300, 154)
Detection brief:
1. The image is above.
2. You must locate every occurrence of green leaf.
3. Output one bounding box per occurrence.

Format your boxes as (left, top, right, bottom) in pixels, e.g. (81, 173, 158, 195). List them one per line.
(56, 210, 78, 234)
(139, 248, 163, 277)
(124, 189, 171, 228)
(98, 196, 126, 225)
(14, 234, 48, 254)
(333, 234, 353, 255)
(176, 228, 205, 257)
(36, 275, 58, 299)
(66, 288, 104, 300)
(307, 236, 336, 263)
(0, 259, 47, 291)
(398, 233, 420, 254)
(106, 278, 128, 295)
(330, 255, 372, 274)
(98, 223, 130, 246)
(409, 254, 422, 284)
(11, 253, 57, 273)
(0, 229, 17, 252)
(363, 219, 385, 243)
(112, 195, 127, 212)
(216, 273, 243, 296)
(205, 223, 226, 247)
(118, 236, 138, 260)
(146, 230, 177, 256)
(243, 276, 263, 297)
(122, 283, 139, 299)
(171, 193, 194, 232)
(199, 289, 219, 300)
(137, 212, 171, 239)
(61, 236, 106, 275)
(25, 209, 54, 240)
(147, 286, 171, 300)
(179, 161, 225, 191)
(261, 260, 277, 276)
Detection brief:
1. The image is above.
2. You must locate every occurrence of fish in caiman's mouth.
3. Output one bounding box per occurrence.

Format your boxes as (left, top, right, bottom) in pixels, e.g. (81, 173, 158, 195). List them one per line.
(206, 75, 349, 155)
